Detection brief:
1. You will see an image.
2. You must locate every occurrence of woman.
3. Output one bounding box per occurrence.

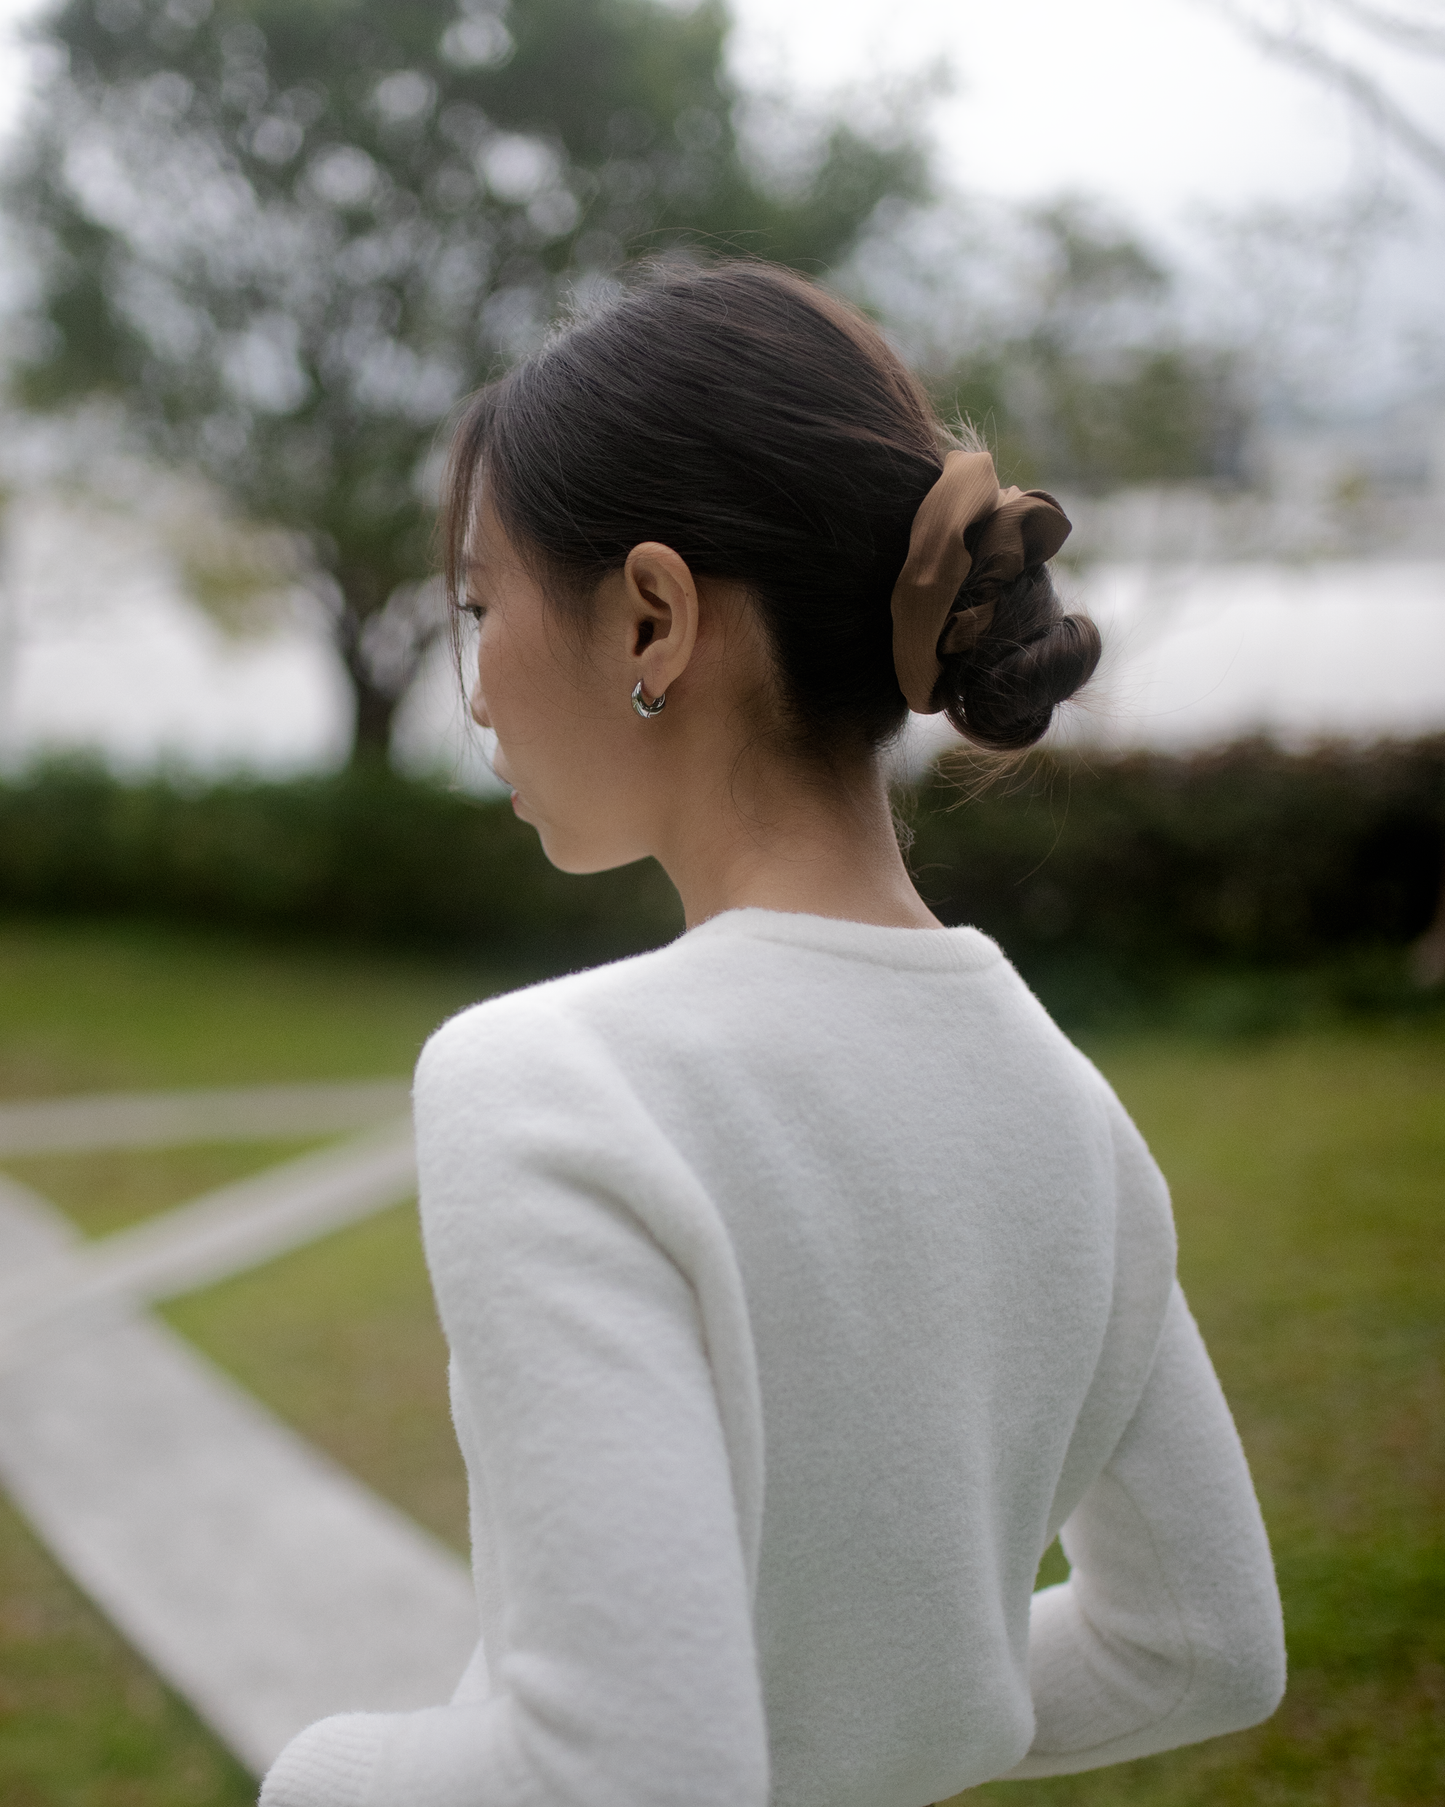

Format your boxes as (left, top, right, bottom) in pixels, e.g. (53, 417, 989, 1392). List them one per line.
(261, 263, 1284, 1807)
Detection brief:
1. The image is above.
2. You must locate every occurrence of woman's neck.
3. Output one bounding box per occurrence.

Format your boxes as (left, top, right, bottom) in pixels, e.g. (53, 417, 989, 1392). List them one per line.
(656, 754, 942, 933)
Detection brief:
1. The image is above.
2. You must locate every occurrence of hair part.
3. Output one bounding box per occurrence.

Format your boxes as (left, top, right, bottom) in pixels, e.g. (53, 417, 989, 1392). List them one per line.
(442, 260, 1100, 761)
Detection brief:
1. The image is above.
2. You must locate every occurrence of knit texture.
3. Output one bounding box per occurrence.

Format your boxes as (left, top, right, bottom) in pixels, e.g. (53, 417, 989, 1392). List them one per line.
(260, 908, 1284, 1807)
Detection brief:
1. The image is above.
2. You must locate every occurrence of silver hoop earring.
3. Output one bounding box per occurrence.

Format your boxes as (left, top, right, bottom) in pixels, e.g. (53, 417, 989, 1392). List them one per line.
(631, 680, 666, 719)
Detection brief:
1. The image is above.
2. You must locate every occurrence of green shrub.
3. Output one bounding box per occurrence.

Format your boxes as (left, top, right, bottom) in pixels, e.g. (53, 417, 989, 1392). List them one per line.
(0, 758, 682, 964)
(907, 737, 1445, 1024)
(1, 738, 1441, 1028)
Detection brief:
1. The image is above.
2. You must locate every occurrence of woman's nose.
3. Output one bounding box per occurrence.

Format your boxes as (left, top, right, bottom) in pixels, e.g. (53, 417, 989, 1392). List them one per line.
(469, 682, 490, 730)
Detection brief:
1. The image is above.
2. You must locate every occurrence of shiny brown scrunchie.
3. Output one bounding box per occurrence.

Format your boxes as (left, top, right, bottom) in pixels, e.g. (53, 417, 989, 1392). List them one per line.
(889, 449, 1072, 714)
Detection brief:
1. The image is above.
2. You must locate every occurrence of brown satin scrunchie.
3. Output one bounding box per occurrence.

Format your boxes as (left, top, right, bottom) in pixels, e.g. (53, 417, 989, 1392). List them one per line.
(889, 449, 1072, 714)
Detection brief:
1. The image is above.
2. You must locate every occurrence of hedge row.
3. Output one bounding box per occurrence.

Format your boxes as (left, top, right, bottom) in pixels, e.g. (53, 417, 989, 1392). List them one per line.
(0, 759, 684, 963)
(912, 737, 1443, 955)
(2, 739, 1441, 1024)
(909, 738, 1444, 1024)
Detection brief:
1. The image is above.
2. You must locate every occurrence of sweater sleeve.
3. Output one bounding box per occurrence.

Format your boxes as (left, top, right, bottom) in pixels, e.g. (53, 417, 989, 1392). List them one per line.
(259, 1007, 769, 1807)
(1006, 1283, 1286, 1777)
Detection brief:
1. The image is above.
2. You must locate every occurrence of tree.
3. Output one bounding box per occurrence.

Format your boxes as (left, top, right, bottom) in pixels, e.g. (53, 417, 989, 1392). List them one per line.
(926, 201, 1250, 493)
(4, 0, 929, 757)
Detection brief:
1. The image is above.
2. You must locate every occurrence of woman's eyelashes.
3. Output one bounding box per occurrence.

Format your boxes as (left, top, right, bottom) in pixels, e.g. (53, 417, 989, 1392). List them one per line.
(461, 600, 487, 624)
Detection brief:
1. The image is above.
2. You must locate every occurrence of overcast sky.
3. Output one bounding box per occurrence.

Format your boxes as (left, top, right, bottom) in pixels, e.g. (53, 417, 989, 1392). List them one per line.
(1, 0, 1441, 230)
(736, 0, 1333, 224)
(734, 0, 1445, 233)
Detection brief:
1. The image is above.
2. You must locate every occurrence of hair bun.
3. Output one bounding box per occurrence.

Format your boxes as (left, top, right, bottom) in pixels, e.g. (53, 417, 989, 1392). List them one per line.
(936, 567, 1101, 751)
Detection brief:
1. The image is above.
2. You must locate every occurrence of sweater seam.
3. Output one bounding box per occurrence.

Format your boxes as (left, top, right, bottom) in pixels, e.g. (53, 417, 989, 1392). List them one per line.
(1030, 1467, 1197, 1759)
(685, 912, 1001, 975)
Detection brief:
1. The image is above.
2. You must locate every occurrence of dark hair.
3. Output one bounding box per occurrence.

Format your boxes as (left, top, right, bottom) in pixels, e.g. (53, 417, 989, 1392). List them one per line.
(443, 262, 1100, 758)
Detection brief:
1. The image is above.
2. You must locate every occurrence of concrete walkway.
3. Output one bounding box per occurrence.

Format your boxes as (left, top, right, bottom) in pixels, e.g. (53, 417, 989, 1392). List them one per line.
(0, 1094, 479, 1777)
(0, 1120, 418, 1376)
(0, 1078, 412, 1157)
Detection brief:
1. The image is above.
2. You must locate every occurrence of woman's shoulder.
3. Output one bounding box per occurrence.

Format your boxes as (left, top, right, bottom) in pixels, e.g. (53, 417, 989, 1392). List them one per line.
(414, 935, 696, 1100)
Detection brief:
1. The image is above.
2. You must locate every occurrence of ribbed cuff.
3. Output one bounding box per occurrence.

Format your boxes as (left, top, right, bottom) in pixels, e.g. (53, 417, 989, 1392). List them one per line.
(259, 1712, 389, 1807)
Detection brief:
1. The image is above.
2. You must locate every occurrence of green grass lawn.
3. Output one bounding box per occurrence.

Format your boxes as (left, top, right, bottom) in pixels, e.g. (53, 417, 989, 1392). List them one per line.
(958, 1025, 1445, 1806)
(1, 917, 1441, 1805)
(0, 915, 533, 1097)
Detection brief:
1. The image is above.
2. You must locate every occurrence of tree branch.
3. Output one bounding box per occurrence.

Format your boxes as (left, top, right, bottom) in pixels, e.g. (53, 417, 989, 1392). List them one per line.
(1200, 0, 1445, 184)
(1328, 0, 1445, 59)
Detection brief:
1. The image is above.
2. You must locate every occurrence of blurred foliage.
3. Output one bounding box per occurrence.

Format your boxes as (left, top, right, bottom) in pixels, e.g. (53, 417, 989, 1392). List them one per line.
(2, 0, 928, 752)
(909, 735, 1445, 1023)
(929, 201, 1252, 492)
(1, 737, 1441, 1029)
(0, 754, 686, 964)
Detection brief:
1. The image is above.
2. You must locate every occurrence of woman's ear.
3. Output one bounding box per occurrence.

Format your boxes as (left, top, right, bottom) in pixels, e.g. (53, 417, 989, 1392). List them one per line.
(622, 541, 700, 700)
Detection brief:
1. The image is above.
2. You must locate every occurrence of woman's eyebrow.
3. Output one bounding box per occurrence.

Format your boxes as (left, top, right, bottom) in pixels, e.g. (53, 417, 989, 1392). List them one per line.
(461, 556, 492, 598)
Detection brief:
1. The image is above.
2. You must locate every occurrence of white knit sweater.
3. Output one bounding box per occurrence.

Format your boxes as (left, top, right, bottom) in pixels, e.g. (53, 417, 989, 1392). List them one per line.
(261, 908, 1285, 1807)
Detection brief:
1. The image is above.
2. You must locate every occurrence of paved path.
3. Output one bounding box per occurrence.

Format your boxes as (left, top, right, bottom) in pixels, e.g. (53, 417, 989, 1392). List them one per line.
(0, 1120, 418, 1376)
(0, 1094, 479, 1778)
(0, 1078, 412, 1157)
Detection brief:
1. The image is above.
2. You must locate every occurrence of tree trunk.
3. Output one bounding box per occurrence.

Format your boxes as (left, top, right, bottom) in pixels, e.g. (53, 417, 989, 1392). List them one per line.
(333, 592, 408, 765)
(349, 669, 401, 762)
(332, 579, 449, 766)
(1410, 866, 1445, 989)
(334, 628, 405, 765)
